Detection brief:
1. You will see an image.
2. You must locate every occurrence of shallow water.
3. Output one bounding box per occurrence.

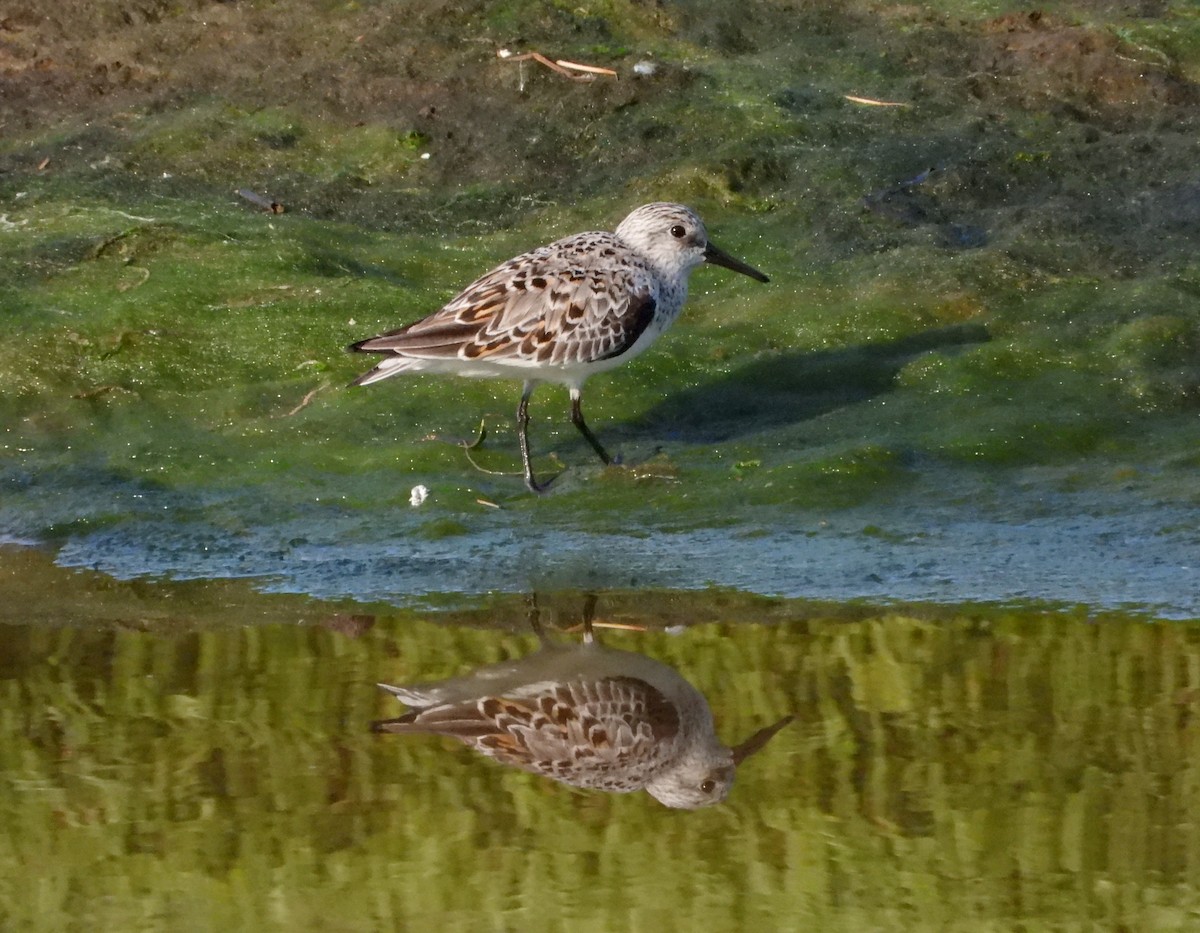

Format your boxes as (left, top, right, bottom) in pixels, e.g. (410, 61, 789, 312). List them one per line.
(3, 550, 1200, 931)
(29, 488, 1200, 619)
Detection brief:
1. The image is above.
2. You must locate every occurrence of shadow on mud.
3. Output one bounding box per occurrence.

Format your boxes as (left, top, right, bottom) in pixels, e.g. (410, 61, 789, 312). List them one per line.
(640, 322, 989, 443)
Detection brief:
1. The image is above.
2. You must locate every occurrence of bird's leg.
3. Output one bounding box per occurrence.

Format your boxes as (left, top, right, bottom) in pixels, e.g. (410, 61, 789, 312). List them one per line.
(526, 592, 550, 644)
(569, 389, 612, 465)
(517, 382, 553, 494)
(581, 593, 598, 645)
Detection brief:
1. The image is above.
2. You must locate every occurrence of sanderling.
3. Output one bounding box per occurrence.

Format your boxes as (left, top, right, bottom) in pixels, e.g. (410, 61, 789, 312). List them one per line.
(350, 202, 769, 492)
(372, 614, 792, 809)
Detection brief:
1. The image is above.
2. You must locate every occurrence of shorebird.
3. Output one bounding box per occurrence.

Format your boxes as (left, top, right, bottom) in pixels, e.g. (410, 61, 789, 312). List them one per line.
(350, 203, 769, 492)
(372, 614, 792, 809)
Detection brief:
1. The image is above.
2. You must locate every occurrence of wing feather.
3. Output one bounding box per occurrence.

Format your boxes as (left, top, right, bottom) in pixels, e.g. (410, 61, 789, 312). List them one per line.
(373, 676, 682, 791)
(350, 232, 661, 370)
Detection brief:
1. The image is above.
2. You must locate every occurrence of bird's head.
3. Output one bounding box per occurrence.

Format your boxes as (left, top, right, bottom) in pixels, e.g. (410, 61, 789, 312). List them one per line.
(644, 715, 793, 809)
(615, 203, 769, 285)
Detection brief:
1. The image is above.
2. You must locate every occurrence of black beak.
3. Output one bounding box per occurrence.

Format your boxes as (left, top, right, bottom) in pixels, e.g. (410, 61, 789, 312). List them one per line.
(704, 241, 770, 283)
(730, 715, 794, 764)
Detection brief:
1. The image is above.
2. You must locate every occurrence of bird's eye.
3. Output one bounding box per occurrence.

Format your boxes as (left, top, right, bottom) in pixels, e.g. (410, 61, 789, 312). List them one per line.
(670, 224, 687, 239)
(700, 779, 717, 794)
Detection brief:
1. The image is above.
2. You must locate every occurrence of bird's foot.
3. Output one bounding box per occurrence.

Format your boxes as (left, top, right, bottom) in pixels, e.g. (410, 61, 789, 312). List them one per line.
(526, 473, 557, 495)
(525, 454, 567, 494)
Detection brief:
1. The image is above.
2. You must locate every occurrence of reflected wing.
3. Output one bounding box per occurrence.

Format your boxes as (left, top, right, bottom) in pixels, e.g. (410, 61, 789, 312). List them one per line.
(374, 676, 681, 792)
(350, 233, 659, 370)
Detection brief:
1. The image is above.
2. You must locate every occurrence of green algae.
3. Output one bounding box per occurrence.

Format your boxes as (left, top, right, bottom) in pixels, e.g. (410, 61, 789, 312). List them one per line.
(2, 0, 1200, 587)
(126, 104, 428, 185)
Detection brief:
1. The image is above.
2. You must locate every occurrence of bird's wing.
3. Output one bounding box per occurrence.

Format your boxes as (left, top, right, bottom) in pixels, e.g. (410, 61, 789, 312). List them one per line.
(373, 676, 682, 791)
(350, 233, 660, 368)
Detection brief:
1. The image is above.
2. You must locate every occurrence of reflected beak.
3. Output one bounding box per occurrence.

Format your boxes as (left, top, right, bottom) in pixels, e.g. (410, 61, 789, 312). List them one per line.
(730, 714, 794, 765)
(704, 241, 770, 283)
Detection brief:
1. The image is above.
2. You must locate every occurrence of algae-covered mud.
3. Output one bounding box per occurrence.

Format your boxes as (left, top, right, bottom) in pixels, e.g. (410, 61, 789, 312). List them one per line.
(4, 552, 1200, 931)
(2, 0, 1199, 613)
(2, 0, 1200, 924)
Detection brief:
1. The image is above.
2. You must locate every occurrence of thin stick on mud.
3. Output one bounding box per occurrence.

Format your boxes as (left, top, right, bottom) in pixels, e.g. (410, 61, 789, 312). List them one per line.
(279, 383, 327, 417)
(497, 49, 617, 81)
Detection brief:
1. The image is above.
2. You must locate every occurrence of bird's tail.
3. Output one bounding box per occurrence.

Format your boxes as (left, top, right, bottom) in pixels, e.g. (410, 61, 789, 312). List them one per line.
(349, 356, 429, 386)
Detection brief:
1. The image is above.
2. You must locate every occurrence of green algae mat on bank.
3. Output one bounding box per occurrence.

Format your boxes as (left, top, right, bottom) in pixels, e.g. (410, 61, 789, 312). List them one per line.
(3, 549, 1200, 931)
(2, 1, 1199, 611)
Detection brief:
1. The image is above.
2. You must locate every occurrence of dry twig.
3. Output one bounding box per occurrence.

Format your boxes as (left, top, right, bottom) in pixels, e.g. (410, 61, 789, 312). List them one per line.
(497, 49, 617, 82)
(279, 383, 327, 418)
(843, 94, 910, 108)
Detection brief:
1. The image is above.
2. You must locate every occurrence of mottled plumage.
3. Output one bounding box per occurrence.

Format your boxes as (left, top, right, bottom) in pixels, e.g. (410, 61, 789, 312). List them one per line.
(350, 203, 769, 492)
(372, 631, 792, 809)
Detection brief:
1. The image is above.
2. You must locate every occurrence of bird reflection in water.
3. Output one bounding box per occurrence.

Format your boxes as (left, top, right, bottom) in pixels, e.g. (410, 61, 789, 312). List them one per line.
(372, 601, 792, 809)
